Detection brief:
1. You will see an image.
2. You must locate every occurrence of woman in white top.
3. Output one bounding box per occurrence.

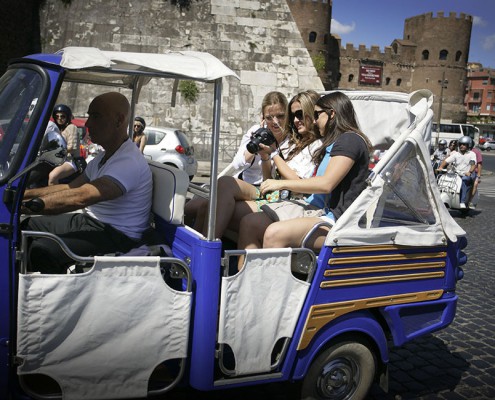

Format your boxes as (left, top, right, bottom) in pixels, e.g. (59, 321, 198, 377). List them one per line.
(195, 90, 322, 239)
(184, 91, 289, 227)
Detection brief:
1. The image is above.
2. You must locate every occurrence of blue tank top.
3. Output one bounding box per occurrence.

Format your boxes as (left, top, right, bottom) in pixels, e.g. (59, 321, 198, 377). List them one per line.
(305, 143, 334, 219)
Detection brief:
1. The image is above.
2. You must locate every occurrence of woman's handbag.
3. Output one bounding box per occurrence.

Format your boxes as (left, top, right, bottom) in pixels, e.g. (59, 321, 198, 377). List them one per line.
(260, 199, 325, 222)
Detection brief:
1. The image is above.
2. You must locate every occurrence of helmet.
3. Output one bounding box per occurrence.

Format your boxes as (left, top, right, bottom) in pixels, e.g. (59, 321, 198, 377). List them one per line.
(40, 130, 67, 160)
(52, 104, 73, 120)
(458, 136, 472, 148)
(438, 139, 447, 146)
(134, 116, 146, 129)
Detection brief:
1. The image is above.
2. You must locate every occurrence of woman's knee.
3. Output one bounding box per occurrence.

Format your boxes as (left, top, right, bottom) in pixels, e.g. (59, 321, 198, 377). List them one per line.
(263, 223, 286, 248)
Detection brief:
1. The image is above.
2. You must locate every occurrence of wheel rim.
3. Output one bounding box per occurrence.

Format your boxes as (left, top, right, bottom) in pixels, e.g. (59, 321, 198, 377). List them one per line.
(316, 357, 359, 400)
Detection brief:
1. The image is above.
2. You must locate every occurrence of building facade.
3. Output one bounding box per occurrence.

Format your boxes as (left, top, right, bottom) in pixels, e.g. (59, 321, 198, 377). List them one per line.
(465, 64, 495, 125)
(285, 0, 333, 86)
(285, 2, 475, 124)
(324, 12, 473, 123)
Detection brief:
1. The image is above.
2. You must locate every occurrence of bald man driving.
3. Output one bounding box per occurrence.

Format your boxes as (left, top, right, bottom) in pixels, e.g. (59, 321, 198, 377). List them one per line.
(22, 92, 153, 273)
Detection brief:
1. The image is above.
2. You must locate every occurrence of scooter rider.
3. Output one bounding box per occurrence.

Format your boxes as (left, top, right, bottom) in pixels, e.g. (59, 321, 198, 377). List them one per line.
(432, 139, 450, 164)
(437, 135, 476, 209)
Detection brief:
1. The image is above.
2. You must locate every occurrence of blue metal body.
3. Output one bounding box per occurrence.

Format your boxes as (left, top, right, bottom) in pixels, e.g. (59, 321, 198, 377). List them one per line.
(0, 52, 467, 399)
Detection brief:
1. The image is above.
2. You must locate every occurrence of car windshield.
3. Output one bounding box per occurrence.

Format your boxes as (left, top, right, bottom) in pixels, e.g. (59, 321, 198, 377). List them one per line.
(0, 68, 44, 180)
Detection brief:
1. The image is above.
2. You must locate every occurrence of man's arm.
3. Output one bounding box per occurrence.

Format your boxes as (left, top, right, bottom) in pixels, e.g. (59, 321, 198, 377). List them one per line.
(22, 176, 123, 215)
(437, 160, 448, 170)
(23, 173, 88, 200)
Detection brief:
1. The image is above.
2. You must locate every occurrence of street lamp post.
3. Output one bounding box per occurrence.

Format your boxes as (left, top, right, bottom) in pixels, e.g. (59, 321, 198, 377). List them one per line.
(436, 70, 448, 146)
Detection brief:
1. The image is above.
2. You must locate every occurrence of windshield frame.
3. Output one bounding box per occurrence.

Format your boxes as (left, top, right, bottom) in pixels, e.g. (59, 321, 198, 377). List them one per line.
(0, 63, 52, 184)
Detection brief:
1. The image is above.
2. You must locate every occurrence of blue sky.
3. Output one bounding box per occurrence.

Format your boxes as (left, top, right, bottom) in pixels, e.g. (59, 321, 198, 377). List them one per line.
(331, 0, 495, 68)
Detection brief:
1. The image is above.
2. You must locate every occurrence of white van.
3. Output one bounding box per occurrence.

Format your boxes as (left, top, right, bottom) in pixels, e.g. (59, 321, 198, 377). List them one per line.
(432, 122, 480, 146)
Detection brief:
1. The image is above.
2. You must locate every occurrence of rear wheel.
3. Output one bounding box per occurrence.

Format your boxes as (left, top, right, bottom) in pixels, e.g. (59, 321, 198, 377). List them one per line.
(301, 339, 376, 400)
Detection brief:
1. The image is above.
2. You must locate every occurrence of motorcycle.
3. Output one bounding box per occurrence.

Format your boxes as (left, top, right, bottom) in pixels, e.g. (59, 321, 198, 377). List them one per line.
(436, 164, 478, 214)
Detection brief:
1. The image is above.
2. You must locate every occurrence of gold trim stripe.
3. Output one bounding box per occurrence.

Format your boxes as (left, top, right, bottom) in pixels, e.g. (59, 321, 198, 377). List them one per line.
(328, 252, 447, 265)
(320, 271, 445, 288)
(332, 245, 446, 254)
(324, 261, 445, 276)
(297, 290, 443, 350)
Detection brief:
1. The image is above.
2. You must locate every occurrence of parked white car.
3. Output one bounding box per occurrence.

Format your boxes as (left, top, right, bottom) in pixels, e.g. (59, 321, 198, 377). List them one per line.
(480, 140, 495, 151)
(143, 126, 198, 179)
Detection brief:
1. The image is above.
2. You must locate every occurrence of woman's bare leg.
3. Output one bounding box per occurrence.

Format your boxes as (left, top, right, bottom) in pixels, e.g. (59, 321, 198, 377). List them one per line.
(263, 217, 330, 249)
(202, 176, 258, 238)
(184, 196, 207, 229)
(236, 212, 273, 270)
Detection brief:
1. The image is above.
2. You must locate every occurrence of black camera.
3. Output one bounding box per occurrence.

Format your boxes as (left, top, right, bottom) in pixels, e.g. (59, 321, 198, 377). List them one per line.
(246, 127, 276, 154)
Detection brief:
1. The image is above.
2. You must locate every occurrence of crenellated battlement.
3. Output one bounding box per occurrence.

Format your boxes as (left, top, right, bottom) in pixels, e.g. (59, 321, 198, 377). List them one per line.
(405, 11, 473, 23)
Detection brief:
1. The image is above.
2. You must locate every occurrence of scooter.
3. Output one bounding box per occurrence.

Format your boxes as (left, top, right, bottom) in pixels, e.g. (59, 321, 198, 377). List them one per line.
(436, 164, 478, 214)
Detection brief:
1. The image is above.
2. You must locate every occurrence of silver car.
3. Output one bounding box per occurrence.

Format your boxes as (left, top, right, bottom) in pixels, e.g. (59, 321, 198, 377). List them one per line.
(480, 140, 495, 151)
(143, 126, 198, 179)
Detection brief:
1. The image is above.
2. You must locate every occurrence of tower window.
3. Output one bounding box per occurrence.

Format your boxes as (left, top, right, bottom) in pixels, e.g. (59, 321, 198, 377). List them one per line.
(439, 50, 448, 60)
(385, 77, 391, 85)
(348, 74, 354, 82)
(309, 32, 317, 43)
(455, 51, 462, 62)
(396, 78, 402, 86)
(422, 50, 429, 60)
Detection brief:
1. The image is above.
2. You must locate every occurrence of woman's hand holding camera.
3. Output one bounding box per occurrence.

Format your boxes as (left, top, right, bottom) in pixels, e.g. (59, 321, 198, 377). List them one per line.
(258, 143, 278, 161)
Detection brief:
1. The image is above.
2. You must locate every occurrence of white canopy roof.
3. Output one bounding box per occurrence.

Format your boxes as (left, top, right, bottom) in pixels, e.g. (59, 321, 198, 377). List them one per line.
(56, 47, 239, 85)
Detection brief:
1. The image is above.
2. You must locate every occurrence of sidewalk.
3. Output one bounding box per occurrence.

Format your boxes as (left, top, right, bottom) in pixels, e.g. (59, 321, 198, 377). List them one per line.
(197, 160, 230, 177)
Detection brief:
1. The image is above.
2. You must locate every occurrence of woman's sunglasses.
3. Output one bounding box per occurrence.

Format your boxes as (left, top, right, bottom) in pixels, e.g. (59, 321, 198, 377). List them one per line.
(292, 110, 304, 121)
(314, 110, 326, 120)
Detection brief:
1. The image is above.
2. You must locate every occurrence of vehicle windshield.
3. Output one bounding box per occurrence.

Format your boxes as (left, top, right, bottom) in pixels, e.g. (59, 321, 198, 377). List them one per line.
(0, 68, 44, 180)
(360, 141, 436, 227)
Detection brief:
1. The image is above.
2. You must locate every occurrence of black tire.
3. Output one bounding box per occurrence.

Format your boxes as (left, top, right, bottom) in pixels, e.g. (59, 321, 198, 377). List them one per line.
(486, 147, 491, 151)
(301, 339, 376, 400)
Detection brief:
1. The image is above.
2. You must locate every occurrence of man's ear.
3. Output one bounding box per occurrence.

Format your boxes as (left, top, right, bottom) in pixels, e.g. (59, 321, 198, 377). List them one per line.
(116, 112, 127, 128)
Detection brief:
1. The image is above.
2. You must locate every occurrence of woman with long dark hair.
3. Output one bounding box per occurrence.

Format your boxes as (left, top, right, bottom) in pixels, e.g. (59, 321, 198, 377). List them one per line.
(237, 91, 372, 254)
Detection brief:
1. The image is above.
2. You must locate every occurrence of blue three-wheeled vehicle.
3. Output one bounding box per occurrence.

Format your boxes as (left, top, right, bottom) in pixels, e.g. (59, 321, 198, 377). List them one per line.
(0, 48, 467, 400)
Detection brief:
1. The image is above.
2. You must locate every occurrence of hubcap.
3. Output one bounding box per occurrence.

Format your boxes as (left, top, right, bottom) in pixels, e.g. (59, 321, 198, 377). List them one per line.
(317, 358, 359, 400)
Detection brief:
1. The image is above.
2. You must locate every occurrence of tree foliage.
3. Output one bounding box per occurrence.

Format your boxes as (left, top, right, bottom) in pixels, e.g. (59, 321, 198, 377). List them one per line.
(179, 80, 199, 103)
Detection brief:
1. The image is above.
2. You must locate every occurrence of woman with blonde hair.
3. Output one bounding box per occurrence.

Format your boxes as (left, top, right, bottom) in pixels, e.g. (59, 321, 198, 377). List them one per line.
(192, 90, 322, 239)
(237, 91, 372, 254)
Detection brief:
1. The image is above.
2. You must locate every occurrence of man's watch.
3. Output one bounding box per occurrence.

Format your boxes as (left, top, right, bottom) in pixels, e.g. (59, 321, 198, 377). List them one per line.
(23, 197, 45, 213)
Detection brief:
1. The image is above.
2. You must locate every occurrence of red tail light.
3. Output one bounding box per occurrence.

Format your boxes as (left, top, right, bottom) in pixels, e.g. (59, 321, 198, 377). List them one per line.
(175, 145, 185, 154)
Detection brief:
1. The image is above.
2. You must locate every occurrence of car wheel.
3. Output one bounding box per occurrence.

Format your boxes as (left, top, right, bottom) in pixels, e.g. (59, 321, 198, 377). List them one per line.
(301, 338, 376, 400)
(486, 147, 491, 151)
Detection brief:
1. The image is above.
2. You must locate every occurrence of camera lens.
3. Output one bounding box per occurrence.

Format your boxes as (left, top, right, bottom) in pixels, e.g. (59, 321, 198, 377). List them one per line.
(246, 138, 261, 154)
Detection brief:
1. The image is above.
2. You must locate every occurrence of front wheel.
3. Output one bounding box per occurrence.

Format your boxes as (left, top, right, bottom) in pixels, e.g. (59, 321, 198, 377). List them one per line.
(301, 339, 376, 400)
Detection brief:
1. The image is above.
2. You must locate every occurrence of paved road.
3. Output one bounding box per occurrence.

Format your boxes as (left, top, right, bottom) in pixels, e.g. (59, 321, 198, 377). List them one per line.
(367, 185, 495, 400)
(180, 166, 495, 400)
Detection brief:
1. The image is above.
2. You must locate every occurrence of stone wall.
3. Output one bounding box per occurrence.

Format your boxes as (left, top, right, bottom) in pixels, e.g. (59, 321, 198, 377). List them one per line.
(39, 0, 323, 161)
